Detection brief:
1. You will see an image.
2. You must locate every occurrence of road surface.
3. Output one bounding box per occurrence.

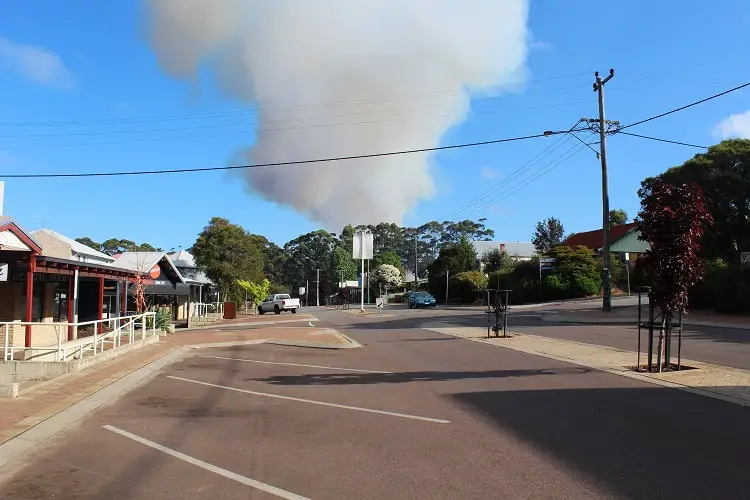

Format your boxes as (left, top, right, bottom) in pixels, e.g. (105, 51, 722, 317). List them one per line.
(3, 306, 750, 499)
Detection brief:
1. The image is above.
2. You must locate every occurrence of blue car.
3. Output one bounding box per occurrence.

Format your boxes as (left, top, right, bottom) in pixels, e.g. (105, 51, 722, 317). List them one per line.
(407, 291, 437, 309)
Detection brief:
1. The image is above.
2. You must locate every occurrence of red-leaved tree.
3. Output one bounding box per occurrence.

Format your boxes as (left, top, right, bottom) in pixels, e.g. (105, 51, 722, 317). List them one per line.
(637, 180, 713, 370)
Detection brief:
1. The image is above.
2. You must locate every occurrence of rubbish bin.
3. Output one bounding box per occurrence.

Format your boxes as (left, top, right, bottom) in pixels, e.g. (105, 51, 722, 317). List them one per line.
(223, 301, 236, 320)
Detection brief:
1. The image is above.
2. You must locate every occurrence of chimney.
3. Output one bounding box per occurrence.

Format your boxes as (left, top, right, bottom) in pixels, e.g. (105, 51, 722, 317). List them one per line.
(0, 181, 4, 216)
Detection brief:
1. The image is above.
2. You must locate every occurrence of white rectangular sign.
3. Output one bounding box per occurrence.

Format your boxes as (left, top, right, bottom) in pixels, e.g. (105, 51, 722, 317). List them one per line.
(352, 231, 374, 260)
(0, 263, 7, 282)
(298, 287, 305, 295)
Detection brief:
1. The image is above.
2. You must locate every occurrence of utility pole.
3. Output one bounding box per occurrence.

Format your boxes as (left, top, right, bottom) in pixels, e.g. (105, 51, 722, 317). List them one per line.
(306, 279, 309, 307)
(315, 268, 320, 307)
(445, 270, 449, 305)
(366, 258, 370, 304)
(594, 68, 615, 312)
(414, 234, 418, 290)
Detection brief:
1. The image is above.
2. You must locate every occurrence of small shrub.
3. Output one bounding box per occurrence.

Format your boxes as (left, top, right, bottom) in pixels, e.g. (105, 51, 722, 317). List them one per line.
(451, 271, 488, 303)
(155, 307, 172, 332)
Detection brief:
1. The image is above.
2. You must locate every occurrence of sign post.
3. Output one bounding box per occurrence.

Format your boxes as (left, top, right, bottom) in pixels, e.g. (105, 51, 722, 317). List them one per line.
(353, 228, 373, 312)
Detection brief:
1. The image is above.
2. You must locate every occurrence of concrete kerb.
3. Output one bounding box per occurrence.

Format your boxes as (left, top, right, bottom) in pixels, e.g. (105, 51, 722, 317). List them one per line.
(425, 326, 750, 409)
(540, 312, 750, 331)
(183, 316, 320, 331)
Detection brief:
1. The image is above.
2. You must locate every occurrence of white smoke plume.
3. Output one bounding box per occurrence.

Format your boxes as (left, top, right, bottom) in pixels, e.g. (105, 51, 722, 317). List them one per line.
(145, 0, 530, 229)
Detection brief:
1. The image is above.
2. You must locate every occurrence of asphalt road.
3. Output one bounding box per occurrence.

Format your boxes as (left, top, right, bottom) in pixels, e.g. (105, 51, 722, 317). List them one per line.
(3, 307, 750, 499)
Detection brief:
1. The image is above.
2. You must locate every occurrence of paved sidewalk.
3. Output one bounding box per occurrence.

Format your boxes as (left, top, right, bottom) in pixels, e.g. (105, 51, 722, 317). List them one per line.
(425, 326, 750, 408)
(0, 325, 355, 445)
(542, 305, 750, 330)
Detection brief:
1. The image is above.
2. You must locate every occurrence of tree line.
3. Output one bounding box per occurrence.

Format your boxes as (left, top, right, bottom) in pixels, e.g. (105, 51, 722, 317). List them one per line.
(187, 217, 495, 304)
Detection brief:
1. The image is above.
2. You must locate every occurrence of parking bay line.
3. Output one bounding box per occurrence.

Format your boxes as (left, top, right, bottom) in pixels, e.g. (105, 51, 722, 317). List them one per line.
(166, 375, 451, 424)
(198, 355, 393, 374)
(102, 425, 309, 500)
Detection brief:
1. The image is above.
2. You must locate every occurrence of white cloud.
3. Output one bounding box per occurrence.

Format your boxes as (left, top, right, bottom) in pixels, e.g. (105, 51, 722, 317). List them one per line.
(480, 166, 498, 179)
(0, 37, 73, 89)
(530, 39, 552, 52)
(714, 110, 750, 139)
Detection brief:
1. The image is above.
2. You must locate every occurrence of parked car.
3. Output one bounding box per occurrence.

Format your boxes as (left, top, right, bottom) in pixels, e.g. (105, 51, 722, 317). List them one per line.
(258, 294, 300, 315)
(407, 291, 437, 309)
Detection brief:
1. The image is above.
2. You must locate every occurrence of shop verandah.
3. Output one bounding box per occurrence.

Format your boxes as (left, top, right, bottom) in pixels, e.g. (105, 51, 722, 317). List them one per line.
(1, 251, 138, 353)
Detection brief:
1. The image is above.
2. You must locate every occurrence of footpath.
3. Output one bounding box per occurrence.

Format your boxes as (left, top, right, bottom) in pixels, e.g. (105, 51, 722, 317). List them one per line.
(541, 304, 750, 330)
(0, 321, 357, 446)
(425, 325, 750, 408)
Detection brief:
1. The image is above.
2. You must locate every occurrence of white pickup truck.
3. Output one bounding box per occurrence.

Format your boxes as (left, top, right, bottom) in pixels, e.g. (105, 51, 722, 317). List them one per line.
(258, 293, 300, 315)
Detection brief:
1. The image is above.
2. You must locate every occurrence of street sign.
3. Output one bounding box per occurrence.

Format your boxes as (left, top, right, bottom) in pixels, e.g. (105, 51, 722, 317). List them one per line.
(539, 256, 556, 272)
(352, 230, 374, 260)
(375, 297, 384, 308)
(0, 263, 7, 282)
(298, 287, 305, 295)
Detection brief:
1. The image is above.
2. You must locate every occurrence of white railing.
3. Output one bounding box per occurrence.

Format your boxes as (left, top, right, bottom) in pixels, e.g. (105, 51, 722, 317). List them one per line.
(190, 301, 224, 317)
(2, 312, 157, 362)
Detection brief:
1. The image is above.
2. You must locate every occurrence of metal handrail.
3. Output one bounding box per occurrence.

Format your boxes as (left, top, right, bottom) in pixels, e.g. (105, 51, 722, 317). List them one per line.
(2, 312, 157, 362)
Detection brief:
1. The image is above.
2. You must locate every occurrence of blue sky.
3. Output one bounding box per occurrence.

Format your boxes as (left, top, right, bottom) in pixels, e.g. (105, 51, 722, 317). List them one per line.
(1, 1, 749, 250)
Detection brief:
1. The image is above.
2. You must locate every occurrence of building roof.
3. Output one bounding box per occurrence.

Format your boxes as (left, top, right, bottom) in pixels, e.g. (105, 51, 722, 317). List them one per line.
(563, 223, 638, 250)
(0, 216, 43, 253)
(168, 249, 196, 268)
(168, 250, 213, 285)
(30, 228, 114, 262)
(472, 241, 536, 258)
(113, 252, 186, 283)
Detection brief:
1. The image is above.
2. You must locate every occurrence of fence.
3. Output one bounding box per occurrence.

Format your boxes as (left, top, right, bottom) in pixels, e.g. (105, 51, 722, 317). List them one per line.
(189, 302, 224, 317)
(2, 312, 157, 362)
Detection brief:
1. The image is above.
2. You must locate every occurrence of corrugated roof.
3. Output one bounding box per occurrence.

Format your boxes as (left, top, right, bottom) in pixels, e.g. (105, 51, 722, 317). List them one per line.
(472, 241, 536, 258)
(30, 228, 114, 262)
(114, 252, 186, 283)
(168, 249, 196, 268)
(563, 223, 638, 250)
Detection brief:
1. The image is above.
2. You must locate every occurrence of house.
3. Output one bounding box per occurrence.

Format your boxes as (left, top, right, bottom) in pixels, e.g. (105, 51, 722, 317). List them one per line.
(168, 250, 217, 309)
(1, 217, 137, 353)
(563, 223, 649, 261)
(113, 252, 190, 322)
(472, 241, 536, 272)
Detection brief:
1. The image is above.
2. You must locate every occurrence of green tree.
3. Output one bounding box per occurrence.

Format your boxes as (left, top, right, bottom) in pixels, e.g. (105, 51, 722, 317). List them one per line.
(481, 249, 515, 274)
(249, 234, 287, 286)
(451, 270, 488, 303)
(532, 217, 565, 254)
(372, 251, 404, 275)
(282, 230, 337, 301)
(609, 209, 628, 226)
(75, 237, 101, 252)
(549, 245, 600, 297)
(237, 278, 271, 315)
(427, 236, 478, 296)
(640, 139, 750, 262)
(440, 218, 495, 245)
(332, 247, 357, 283)
(190, 217, 265, 303)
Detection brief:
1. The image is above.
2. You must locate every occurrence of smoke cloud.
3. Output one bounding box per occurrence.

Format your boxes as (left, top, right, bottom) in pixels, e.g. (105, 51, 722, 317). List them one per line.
(145, 0, 530, 228)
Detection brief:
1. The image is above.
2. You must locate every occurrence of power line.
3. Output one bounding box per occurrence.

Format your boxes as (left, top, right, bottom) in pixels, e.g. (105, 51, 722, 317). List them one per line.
(0, 130, 572, 179)
(0, 72, 592, 128)
(617, 131, 707, 149)
(461, 138, 590, 218)
(620, 81, 750, 130)
(0, 99, 590, 140)
(443, 119, 584, 220)
(444, 133, 575, 220)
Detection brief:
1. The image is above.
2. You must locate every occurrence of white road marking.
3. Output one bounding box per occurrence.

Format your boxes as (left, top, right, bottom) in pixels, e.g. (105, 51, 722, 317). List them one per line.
(167, 375, 451, 424)
(102, 425, 309, 500)
(198, 354, 393, 374)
